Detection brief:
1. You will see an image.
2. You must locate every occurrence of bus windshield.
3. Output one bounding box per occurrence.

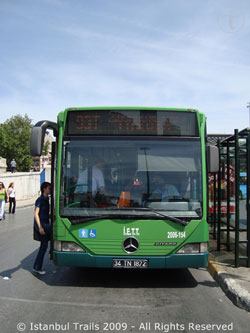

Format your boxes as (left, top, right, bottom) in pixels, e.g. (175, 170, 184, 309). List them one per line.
(60, 137, 202, 219)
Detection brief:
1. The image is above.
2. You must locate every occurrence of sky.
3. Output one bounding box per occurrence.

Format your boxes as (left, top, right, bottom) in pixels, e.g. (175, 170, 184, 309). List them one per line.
(0, 0, 250, 134)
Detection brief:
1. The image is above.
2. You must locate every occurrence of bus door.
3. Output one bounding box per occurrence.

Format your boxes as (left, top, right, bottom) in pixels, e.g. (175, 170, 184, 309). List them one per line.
(50, 141, 56, 259)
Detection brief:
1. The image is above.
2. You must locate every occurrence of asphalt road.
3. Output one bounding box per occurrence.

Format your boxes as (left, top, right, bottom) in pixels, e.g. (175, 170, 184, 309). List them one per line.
(0, 207, 250, 333)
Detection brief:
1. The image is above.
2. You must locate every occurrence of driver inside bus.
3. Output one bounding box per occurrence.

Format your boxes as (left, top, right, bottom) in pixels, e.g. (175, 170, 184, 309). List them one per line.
(149, 175, 180, 200)
(74, 160, 106, 197)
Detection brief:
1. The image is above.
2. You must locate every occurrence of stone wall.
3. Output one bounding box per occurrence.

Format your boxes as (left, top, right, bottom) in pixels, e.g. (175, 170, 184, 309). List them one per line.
(0, 157, 7, 174)
(0, 168, 51, 200)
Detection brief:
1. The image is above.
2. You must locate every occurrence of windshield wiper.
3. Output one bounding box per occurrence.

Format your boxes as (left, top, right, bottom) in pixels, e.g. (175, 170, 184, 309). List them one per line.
(106, 207, 188, 226)
(141, 207, 188, 226)
(70, 215, 115, 225)
(67, 207, 188, 226)
(69, 214, 139, 225)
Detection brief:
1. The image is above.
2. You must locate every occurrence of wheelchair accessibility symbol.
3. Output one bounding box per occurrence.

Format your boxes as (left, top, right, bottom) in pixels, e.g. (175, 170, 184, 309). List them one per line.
(89, 229, 97, 238)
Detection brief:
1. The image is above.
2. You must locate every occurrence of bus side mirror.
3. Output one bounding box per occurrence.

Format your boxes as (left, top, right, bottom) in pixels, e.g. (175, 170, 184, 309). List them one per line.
(30, 120, 58, 156)
(30, 126, 46, 156)
(207, 144, 219, 173)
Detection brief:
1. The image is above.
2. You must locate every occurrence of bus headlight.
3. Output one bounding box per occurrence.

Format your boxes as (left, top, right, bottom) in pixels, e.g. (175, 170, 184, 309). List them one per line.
(54, 241, 86, 252)
(176, 242, 208, 254)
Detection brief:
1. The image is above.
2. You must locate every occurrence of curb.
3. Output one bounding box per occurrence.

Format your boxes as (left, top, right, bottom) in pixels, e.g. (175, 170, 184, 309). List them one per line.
(5, 198, 36, 211)
(18, 203, 34, 209)
(208, 257, 250, 312)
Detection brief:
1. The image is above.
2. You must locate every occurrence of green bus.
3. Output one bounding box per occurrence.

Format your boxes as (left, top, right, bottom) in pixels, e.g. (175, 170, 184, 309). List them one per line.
(30, 107, 218, 269)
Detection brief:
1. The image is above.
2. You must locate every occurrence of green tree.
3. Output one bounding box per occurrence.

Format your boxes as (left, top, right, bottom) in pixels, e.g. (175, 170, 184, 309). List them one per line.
(0, 114, 33, 172)
(42, 139, 50, 156)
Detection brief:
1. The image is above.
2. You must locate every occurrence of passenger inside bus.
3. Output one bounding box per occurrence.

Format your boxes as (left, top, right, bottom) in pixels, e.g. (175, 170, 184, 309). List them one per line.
(148, 175, 180, 200)
(122, 172, 184, 207)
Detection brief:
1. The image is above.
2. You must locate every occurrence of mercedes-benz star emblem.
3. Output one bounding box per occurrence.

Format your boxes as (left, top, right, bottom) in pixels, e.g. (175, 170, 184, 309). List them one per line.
(123, 237, 139, 253)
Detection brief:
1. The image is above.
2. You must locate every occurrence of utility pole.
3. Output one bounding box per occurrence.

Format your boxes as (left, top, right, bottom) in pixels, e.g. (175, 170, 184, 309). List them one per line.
(247, 102, 250, 127)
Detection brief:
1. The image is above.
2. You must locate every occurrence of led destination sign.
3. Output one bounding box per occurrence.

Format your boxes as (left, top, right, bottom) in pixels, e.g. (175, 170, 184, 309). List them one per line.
(67, 110, 198, 136)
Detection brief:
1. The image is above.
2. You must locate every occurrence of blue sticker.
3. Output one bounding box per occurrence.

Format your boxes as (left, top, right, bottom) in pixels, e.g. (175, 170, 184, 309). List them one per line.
(89, 229, 97, 238)
(79, 229, 88, 238)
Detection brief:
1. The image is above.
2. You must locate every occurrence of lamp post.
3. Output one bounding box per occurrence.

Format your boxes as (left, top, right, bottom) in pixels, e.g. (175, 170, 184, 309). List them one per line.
(247, 102, 250, 127)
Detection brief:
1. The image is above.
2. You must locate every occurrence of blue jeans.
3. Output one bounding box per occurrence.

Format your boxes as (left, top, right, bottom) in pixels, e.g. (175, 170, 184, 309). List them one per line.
(0, 200, 5, 219)
(33, 224, 51, 271)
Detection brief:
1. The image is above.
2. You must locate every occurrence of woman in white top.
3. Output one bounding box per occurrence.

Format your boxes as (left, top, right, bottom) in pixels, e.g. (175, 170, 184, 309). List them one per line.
(8, 182, 16, 214)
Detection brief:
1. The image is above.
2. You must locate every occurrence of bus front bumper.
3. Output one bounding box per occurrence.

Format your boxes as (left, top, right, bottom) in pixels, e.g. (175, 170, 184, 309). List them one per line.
(53, 251, 208, 268)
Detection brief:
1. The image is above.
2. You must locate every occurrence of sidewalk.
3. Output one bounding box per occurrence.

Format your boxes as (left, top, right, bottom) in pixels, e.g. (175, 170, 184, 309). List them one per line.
(208, 238, 250, 312)
(8, 199, 250, 312)
(14, 196, 37, 209)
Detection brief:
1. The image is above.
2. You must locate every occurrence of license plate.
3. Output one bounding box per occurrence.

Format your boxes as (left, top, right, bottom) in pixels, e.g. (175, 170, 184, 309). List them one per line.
(112, 259, 148, 268)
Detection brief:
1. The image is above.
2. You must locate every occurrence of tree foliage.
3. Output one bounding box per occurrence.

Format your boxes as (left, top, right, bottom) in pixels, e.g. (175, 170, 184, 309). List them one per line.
(42, 139, 50, 156)
(0, 114, 33, 172)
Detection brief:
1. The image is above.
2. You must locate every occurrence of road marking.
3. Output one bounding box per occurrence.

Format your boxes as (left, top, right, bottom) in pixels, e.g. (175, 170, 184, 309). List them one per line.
(0, 295, 152, 309)
(0, 295, 181, 309)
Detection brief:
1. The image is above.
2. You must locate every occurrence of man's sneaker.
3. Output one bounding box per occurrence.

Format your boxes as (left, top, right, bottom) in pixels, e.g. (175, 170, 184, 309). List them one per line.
(33, 269, 46, 275)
